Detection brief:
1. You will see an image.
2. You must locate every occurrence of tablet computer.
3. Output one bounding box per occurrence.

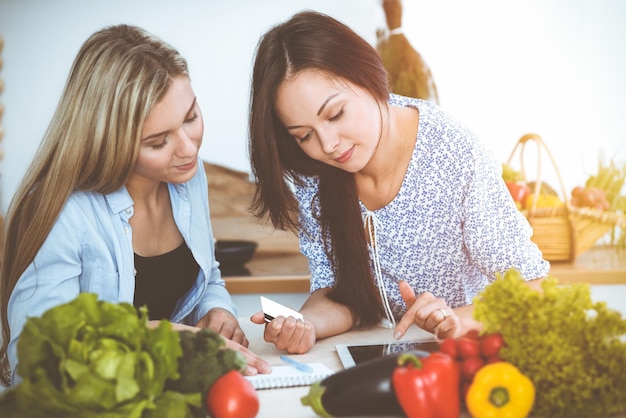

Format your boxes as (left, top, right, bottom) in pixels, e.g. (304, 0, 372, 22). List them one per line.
(335, 339, 440, 368)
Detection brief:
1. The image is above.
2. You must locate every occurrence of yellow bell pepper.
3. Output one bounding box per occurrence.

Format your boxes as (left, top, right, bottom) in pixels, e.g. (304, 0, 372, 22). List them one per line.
(465, 362, 535, 418)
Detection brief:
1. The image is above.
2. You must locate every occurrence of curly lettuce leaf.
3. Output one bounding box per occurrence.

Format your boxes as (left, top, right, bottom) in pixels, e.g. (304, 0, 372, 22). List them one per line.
(474, 269, 626, 418)
(7, 293, 185, 418)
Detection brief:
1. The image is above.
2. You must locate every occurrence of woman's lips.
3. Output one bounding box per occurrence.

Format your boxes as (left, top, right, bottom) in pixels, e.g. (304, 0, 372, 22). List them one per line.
(177, 158, 197, 171)
(335, 146, 354, 164)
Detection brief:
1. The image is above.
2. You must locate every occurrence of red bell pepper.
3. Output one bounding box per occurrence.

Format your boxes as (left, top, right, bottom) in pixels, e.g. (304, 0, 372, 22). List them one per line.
(392, 352, 460, 418)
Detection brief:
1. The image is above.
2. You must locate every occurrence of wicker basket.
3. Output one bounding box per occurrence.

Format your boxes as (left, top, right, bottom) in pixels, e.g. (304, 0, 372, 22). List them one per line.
(506, 133, 626, 261)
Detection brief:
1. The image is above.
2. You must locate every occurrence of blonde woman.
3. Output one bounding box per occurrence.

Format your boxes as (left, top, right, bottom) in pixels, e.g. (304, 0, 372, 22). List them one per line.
(0, 24, 270, 386)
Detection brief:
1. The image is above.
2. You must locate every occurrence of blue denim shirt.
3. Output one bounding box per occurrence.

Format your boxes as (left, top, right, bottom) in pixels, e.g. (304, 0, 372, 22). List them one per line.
(7, 166, 236, 384)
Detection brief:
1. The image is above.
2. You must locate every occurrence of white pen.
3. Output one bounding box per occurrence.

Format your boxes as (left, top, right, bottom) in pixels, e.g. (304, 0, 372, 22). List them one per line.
(280, 355, 314, 373)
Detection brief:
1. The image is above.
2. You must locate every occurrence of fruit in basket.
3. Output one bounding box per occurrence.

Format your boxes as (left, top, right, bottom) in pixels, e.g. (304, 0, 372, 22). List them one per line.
(502, 163, 525, 183)
(570, 186, 610, 210)
(524, 193, 562, 209)
(582, 156, 626, 248)
(505, 181, 531, 209)
(526, 181, 558, 196)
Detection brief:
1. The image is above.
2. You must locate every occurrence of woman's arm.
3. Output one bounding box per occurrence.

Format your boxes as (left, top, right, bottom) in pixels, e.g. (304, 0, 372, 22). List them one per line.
(300, 288, 354, 338)
(250, 288, 354, 354)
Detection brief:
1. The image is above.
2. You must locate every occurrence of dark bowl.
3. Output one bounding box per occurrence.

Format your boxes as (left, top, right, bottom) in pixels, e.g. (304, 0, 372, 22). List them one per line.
(215, 240, 258, 267)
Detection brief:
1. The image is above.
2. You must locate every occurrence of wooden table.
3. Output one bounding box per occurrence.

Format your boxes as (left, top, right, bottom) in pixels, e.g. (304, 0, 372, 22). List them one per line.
(224, 245, 626, 294)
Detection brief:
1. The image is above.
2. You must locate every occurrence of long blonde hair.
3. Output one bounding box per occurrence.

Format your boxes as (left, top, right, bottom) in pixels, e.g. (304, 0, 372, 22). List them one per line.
(0, 24, 189, 386)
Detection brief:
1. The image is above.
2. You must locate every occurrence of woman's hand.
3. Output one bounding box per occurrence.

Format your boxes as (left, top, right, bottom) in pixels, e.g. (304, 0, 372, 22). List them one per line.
(394, 281, 465, 340)
(221, 337, 273, 376)
(250, 312, 316, 354)
(195, 307, 249, 347)
(248, 289, 352, 354)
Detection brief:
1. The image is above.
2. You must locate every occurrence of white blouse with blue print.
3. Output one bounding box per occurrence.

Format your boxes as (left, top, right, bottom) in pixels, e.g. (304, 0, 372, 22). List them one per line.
(294, 95, 549, 321)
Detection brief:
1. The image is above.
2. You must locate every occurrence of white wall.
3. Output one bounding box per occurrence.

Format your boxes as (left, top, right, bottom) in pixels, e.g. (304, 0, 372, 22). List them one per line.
(0, 0, 382, 212)
(0, 0, 625, 214)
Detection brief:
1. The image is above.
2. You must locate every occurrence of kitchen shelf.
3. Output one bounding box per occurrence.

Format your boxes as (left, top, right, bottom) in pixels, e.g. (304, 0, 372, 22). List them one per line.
(224, 245, 626, 294)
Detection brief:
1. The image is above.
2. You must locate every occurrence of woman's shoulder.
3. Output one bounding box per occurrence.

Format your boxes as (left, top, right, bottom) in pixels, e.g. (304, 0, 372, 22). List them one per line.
(292, 174, 319, 206)
(42, 190, 116, 241)
(65, 190, 109, 210)
(389, 95, 461, 127)
(391, 96, 480, 152)
(390, 95, 466, 139)
(61, 189, 125, 220)
(389, 94, 437, 114)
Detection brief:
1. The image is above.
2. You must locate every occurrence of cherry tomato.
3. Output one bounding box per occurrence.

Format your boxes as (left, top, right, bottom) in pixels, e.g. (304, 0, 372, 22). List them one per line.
(205, 370, 259, 418)
(438, 338, 459, 360)
(461, 356, 485, 381)
(457, 336, 481, 359)
(463, 329, 481, 341)
(480, 333, 505, 358)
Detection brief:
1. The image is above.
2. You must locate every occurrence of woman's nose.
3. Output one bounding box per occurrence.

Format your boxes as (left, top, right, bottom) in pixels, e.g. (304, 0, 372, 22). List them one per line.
(175, 129, 198, 156)
(319, 132, 340, 155)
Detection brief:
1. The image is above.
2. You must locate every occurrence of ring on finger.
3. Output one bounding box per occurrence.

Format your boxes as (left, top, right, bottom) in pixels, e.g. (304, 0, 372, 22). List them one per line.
(439, 308, 448, 319)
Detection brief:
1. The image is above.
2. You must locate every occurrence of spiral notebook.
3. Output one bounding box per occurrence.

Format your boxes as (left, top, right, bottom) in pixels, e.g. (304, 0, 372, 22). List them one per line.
(245, 362, 334, 390)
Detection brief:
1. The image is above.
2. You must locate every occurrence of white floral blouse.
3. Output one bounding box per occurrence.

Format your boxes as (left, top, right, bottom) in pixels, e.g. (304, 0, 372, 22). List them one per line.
(294, 95, 549, 321)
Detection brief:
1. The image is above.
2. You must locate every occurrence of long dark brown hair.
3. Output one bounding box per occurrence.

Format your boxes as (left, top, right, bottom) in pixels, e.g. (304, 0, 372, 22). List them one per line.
(248, 11, 391, 328)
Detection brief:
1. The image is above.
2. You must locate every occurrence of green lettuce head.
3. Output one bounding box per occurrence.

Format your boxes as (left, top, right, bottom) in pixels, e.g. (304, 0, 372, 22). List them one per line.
(9, 293, 183, 418)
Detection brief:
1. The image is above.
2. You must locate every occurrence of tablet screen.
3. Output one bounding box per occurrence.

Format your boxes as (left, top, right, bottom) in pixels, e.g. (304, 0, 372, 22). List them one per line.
(336, 340, 440, 368)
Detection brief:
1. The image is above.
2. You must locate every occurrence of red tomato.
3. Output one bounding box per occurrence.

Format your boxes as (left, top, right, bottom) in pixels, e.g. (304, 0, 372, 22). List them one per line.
(463, 329, 481, 341)
(480, 333, 505, 358)
(205, 370, 259, 418)
(461, 356, 485, 381)
(438, 338, 459, 360)
(457, 337, 481, 359)
(505, 181, 531, 207)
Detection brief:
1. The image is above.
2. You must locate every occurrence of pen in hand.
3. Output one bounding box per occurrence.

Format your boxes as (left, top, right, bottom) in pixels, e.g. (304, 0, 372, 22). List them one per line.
(280, 355, 314, 373)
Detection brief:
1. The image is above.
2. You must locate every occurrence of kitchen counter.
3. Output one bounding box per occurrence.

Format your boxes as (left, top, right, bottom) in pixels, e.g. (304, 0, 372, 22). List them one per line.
(224, 245, 626, 294)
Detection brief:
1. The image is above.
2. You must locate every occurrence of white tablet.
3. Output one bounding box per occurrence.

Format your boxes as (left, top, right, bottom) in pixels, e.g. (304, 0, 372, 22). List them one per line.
(335, 339, 440, 368)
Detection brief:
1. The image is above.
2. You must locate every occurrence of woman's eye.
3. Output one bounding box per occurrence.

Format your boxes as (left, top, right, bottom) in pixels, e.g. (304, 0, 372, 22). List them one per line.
(329, 108, 344, 122)
(150, 138, 168, 150)
(296, 131, 313, 143)
(185, 112, 198, 124)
